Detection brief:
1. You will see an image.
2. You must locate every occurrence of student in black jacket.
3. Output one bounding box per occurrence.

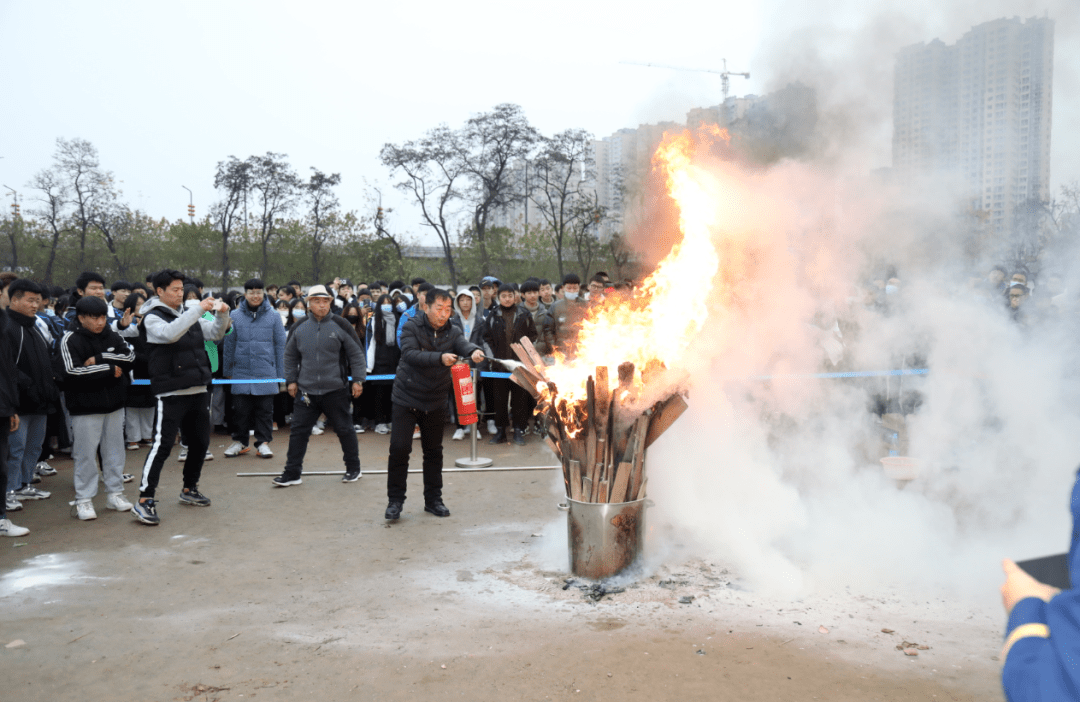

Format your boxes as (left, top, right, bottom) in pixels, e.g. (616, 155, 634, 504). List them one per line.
(54, 296, 136, 520)
(4, 279, 58, 504)
(0, 278, 29, 537)
(483, 284, 537, 446)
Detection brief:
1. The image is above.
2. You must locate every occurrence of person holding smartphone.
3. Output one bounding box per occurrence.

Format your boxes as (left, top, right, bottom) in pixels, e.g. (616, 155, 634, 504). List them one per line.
(132, 270, 231, 526)
(384, 288, 484, 521)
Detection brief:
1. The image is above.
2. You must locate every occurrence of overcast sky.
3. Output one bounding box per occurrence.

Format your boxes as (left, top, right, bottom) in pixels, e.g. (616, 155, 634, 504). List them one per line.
(1, 0, 1076, 245)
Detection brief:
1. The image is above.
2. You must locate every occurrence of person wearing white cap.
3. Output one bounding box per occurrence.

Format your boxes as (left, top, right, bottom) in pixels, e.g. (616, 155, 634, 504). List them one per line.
(273, 285, 366, 486)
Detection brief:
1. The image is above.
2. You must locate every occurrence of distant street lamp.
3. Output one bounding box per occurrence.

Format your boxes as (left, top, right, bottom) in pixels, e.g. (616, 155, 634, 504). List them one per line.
(3, 185, 18, 217)
(182, 185, 194, 223)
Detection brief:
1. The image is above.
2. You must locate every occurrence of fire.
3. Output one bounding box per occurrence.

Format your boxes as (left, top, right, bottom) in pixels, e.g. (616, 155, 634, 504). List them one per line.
(544, 126, 731, 423)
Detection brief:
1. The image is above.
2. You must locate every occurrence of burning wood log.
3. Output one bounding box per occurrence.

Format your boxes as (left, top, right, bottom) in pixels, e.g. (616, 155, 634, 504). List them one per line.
(530, 343, 689, 505)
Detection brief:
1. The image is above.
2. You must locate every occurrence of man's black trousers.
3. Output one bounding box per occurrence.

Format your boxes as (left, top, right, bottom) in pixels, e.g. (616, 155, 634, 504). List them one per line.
(387, 403, 446, 504)
(281, 387, 360, 480)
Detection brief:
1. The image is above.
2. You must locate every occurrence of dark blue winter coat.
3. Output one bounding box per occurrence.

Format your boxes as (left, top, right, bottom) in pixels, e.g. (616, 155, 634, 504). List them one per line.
(223, 297, 286, 395)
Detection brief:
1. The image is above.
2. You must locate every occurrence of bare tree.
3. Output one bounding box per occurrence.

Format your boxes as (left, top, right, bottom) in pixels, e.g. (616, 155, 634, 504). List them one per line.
(381, 126, 466, 289)
(90, 204, 133, 278)
(212, 156, 253, 291)
(458, 104, 539, 276)
(569, 191, 607, 280)
(529, 128, 596, 279)
(53, 138, 118, 271)
(248, 152, 300, 280)
(301, 168, 341, 283)
(369, 185, 405, 264)
(26, 167, 69, 284)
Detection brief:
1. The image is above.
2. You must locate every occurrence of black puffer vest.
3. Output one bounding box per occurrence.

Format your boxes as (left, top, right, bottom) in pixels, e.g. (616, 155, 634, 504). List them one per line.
(143, 307, 212, 395)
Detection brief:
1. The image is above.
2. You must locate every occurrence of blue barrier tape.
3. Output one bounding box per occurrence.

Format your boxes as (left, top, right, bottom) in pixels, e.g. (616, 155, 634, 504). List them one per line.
(130, 369, 926, 386)
(741, 369, 929, 381)
(130, 370, 516, 386)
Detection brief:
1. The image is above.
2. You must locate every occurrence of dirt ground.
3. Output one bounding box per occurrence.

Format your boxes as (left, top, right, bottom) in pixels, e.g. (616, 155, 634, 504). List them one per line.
(1, 427, 1005, 701)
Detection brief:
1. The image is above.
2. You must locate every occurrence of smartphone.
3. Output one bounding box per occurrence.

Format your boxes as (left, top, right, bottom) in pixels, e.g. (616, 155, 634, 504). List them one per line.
(1016, 553, 1070, 590)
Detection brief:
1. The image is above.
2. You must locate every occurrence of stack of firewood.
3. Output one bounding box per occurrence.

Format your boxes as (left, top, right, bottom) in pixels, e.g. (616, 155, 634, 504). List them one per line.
(505, 338, 689, 504)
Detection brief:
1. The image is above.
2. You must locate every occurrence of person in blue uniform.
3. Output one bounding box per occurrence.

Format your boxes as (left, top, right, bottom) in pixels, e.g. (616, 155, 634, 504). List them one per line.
(1000, 470, 1080, 701)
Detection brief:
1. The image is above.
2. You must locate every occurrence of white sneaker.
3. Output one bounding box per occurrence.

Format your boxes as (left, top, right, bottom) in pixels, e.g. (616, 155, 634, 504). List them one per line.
(204, 450, 214, 461)
(315, 419, 326, 431)
(106, 492, 133, 512)
(452, 428, 465, 441)
(374, 424, 389, 435)
(177, 446, 188, 462)
(6, 494, 23, 512)
(354, 424, 365, 434)
(35, 461, 57, 477)
(0, 518, 29, 537)
(223, 441, 249, 458)
(70, 499, 97, 521)
(487, 420, 497, 435)
(311, 425, 324, 435)
(412, 428, 422, 440)
(256, 443, 273, 458)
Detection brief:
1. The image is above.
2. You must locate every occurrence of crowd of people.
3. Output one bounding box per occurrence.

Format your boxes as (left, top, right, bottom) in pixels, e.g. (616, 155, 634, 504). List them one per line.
(0, 266, 622, 534)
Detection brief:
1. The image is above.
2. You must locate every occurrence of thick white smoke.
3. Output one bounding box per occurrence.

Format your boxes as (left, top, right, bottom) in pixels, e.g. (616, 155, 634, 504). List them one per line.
(636, 149, 1079, 602)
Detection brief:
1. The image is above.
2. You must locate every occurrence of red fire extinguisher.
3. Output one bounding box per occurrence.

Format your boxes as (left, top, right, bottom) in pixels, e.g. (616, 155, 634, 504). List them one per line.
(451, 362, 478, 425)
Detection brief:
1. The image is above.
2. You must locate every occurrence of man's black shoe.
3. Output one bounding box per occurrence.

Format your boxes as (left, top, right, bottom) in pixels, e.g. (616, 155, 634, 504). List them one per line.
(513, 429, 526, 446)
(385, 501, 403, 520)
(488, 430, 508, 445)
(424, 501, 451, 517)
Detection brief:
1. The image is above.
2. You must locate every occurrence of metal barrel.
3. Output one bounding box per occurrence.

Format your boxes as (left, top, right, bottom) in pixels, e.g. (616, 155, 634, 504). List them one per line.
(567, 497, 646, 580)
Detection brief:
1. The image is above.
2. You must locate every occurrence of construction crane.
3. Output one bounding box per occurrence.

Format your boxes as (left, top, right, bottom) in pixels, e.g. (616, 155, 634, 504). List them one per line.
(620, 58, 750, 103)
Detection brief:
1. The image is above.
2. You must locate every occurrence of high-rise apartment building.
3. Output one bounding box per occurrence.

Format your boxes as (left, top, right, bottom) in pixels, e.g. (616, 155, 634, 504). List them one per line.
(893, 16, 1054, 232)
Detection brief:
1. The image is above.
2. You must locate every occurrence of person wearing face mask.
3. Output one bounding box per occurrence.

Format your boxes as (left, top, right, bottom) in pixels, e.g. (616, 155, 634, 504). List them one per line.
(365, 294, 401, 434)
(177, 285, 226, 462)
(53, 296, 136, 520)
(483, 284, 537, 446)
(130, 270, 231, 526)
(449, 290, 491, 440)
(548, 273, 587, 358)
(341, 302, 367, 433)
(286, 298, 307, 329)
(222, 279, 286, 460)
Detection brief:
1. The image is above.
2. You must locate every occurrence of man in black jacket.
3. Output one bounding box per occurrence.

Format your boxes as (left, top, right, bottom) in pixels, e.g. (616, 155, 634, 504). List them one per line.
(483, 284, 537, 446)
(4, 279, 58, 505)
(385, 288, 485, 520)
(0, 277, 29, 537)
(54, 296, 136, 520)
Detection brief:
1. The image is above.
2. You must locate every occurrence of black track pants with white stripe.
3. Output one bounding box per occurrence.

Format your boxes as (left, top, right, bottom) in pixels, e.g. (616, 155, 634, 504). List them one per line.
(140, 392, 211, 498)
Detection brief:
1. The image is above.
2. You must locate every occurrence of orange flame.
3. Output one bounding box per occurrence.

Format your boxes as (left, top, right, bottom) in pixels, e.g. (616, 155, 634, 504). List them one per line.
(545, 126, 731, 410)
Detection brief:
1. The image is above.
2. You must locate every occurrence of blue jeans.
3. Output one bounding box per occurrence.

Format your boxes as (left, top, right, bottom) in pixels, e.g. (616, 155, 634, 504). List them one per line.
(7, 413, 47, 490)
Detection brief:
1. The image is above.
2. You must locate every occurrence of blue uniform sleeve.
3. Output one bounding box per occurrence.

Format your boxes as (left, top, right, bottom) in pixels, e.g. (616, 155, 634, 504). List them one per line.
(1002, 471, 1080, 701)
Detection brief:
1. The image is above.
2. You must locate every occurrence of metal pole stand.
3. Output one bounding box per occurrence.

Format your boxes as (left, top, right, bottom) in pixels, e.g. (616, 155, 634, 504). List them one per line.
(455, 366, 493, 468)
